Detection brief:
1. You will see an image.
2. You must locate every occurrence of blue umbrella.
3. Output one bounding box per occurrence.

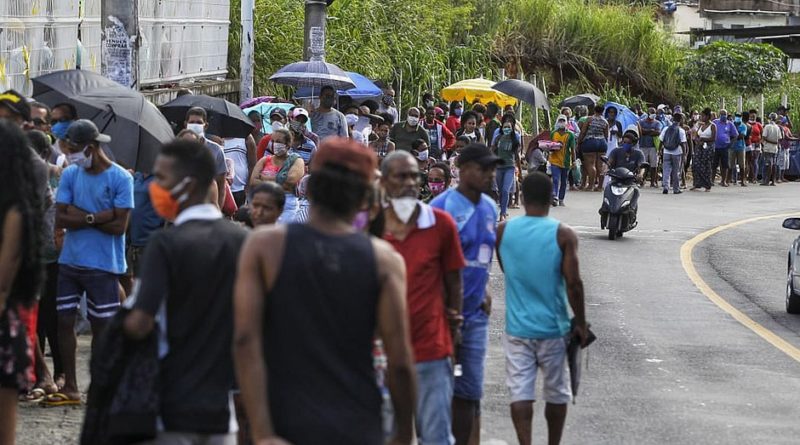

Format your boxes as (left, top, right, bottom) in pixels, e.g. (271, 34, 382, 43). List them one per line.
(269, 60, 355, 91)
(294, 72, 381, 100)
(603, 102, 639, 133)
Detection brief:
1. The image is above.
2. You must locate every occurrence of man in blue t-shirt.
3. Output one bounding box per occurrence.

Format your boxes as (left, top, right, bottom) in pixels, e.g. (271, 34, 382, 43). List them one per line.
(713, 110, 739, 187)
(48, 120, 133, 406)
(431, 143, 502, 445)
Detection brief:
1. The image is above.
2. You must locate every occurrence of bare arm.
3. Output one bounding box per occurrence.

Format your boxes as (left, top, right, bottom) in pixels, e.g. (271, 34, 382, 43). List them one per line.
(374, 240, 416, 444)
(95, 208, 131, 236)
(246, 134, 257, 178)
(216, 175, 226, 209)
(56, 203, 128, 235)
(495, 221, 507, 272)
(558, 224, 587, 345)
(233, 228, 287, 444)
(249, 158, 268, 187)
(0, 209, 22, 311)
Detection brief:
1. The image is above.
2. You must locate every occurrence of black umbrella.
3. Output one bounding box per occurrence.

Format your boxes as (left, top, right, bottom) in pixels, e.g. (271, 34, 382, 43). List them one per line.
(160, 94, 254, 139)
(559, 94, 600, 109)
(567, 320, 597, 404)
(491, 79, 550, 110)
(269, 60, 356, 91)
(32, 69, 174, 173)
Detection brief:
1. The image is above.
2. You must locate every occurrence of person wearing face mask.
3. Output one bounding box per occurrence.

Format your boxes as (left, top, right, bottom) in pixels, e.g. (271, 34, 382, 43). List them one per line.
(447, 101, 464, 134)
(608, 129, 645, 210)
(381, 150, 466, 445)
(691, 108, 717, 192)
(123, 139, 247, 444)
(659, 113, 688, 195)
(287, 119, 318, 166)
(346, 112, 367, 146)
(268, 108, 287, 133)
(713, 109, 739, 187)
(249, 128, 305, 223)
(389, 107, 430, 153)
(747, 110, 763, 184)
(378, 86, 400, 124)
(491, 113, 522, 221)
(184, 107, 229, 208)
(638, 107, 662, 188)
(311, 85, 349, 142)
(422, 106, 455, 161)
(550, 115, 577, 207)
(729, 112, 748, 187)
(427, 162, 451, 200)
(46, 119, 133, 407)
(431, 143, 501, 445)
(248, 110, 266, 144)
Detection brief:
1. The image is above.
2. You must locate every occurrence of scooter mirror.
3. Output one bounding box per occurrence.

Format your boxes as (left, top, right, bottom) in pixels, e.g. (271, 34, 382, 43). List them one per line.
(783, 217, 800, 230)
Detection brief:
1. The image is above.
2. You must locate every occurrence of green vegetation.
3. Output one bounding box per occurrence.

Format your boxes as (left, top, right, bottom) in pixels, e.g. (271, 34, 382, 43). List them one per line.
(228, 0, 795, 122)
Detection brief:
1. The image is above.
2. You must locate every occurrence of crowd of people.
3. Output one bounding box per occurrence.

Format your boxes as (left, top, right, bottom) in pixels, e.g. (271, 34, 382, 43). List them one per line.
(1, 77, 793, 445)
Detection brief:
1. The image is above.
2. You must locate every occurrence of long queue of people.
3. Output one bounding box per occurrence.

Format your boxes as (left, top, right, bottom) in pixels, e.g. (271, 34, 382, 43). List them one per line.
(0, 82, 590, 445)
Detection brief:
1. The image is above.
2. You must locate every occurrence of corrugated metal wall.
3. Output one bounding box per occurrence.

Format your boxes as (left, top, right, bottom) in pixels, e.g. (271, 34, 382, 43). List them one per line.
(0, 0, 230, 95)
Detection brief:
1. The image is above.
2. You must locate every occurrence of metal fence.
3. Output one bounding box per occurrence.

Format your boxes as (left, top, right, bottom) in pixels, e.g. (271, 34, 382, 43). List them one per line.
(0, 0, 230, 95)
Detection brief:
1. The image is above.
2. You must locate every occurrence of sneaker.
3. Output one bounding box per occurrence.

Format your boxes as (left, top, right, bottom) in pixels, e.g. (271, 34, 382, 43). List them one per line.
(674, 190, 682, 195)
(663, 189, 668, 194)
(559, 200, 565, 206)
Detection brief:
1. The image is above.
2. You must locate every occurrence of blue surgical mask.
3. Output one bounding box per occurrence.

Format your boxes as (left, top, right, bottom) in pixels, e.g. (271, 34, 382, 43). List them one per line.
(503, 127, 513, 135)
(52, 121, 73, 140)
(734, 117, 742, 124)
(622, 143, 633, 152)
(455, 108, 463, 117)
(720, 115, 728, 122)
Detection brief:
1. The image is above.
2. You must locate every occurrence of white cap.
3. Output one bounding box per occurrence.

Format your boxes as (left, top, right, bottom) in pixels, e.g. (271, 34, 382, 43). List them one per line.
(292, 108, 310, 119)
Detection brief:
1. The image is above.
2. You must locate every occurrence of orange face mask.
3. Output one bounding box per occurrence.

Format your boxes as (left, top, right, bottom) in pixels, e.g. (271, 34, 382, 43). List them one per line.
(148, 178, 190, 222)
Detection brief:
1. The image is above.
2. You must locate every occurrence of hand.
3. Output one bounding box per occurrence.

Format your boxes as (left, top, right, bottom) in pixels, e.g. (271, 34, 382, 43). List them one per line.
(255, 437, 293, 445)
(480, 294, 492, 316)
(572, 322, 589, 348)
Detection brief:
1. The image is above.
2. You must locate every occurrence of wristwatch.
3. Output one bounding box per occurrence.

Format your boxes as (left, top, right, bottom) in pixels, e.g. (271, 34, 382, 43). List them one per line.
(85, 213, 96, 225)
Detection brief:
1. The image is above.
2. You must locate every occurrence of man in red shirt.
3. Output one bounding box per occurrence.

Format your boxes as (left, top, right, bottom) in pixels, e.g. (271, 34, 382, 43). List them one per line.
(746, 109, 763, 184)
(381, 150, 465, 445)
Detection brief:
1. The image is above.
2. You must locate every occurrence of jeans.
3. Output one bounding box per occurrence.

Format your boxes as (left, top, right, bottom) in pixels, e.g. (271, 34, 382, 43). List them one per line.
(416, 358, 455, 445)
(662, 152, 682, 192)
(551, 165, 568, 201)
(496, 166, 515, 216)
(454, 311, 489, 401)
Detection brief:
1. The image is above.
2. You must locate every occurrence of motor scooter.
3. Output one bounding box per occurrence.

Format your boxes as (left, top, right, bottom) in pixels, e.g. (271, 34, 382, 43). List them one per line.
(599, 160, 645, 240)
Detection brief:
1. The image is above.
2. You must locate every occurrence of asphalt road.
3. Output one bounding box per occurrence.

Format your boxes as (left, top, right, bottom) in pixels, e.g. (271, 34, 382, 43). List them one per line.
(17, 182, 800, 445)
(481, 182, 800, 444)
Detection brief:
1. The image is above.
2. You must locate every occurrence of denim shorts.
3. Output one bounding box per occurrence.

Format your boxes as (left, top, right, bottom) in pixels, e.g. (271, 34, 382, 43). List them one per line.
(454, 311, 489, 401)
(504, 334, 572, 404)
(56, 264, 120, 321)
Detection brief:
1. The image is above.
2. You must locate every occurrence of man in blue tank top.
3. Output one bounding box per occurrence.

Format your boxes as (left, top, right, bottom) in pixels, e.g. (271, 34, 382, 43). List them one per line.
(496, 172, 588, 445)
(431, 143, 501, 445)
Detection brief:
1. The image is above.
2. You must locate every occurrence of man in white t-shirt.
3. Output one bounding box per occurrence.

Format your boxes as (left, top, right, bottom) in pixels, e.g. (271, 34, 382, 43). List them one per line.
(659, 113, 688, 195)
(761, 113, 782, 186)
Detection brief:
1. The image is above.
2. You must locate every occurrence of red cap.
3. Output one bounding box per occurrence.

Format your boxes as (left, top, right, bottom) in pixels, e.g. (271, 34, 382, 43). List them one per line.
(311, 137, 377, 181)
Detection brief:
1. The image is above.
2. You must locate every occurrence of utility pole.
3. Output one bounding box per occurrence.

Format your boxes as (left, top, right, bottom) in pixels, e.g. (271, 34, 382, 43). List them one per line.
(101, 0, 138, 89)
(240, 0, 255, 101)
(304, 0, 331, 61)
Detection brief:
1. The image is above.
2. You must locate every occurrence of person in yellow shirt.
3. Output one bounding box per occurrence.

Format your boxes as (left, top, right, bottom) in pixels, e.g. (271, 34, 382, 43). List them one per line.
(550, 115, 576, 206)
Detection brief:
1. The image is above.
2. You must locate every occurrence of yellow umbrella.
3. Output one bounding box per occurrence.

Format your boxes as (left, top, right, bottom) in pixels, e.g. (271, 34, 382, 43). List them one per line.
(441, 78, 518, 108)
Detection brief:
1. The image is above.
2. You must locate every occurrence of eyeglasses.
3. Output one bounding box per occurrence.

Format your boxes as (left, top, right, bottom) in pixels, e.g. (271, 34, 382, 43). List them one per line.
(32, 118, 47, 126)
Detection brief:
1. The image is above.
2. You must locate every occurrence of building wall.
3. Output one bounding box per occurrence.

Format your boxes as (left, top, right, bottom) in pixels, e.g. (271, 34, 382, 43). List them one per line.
(664, 4, 708, 45)
(700, 0, 796, 13)
(708, 13, 789, 28)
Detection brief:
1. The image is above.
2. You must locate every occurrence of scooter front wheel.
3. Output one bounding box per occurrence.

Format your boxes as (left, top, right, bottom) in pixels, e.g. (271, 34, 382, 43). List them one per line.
(608, 215, 619, 240)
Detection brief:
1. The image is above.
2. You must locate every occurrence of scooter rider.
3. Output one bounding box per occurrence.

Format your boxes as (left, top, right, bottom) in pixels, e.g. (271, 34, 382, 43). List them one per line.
(607, 128, 644, 213)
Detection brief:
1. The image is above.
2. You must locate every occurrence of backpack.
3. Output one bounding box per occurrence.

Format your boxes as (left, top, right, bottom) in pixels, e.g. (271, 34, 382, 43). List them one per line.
(663, 125, 681, 150)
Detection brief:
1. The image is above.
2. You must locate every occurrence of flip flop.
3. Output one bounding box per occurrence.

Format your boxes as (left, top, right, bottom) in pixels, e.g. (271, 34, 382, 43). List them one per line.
(40, 392, 81, 407)
(19, 388, 46, 403)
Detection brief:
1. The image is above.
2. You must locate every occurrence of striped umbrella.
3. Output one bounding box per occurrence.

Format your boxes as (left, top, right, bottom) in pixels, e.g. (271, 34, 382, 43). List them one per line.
(269, 60, 356, 92)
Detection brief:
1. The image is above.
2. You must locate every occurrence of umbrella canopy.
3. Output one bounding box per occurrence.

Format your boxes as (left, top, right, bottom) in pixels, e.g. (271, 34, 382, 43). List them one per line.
(603, 102, 639, 135)
(491, 79, 549, 110)
(558, 94, 600, 109)
(441, 78, 517, 108)
(242, 102, 311, 135)
(269, 60, 355, 91)
(160, 94, 254, 139)
(32, 69, 174, 173)
(294, 71, 381, 100)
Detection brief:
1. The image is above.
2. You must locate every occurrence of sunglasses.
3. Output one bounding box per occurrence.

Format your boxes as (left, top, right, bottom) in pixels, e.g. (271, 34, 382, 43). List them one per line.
(32, 118, 47, 126)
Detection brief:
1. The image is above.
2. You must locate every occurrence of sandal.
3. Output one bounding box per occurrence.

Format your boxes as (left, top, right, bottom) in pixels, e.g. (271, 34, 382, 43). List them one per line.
(19, 388, 46, 403)
(40, 392, 81, 407)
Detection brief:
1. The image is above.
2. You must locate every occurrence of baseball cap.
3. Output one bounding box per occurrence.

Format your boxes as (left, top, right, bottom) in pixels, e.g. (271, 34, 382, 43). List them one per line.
(66, 119, 111, 145)
(0, 89, 31, 121)
(311, 137, 377, 181)
(269, 108, 287, 119)
(291, 108, 310, 119)
(457, 143, 502, 168)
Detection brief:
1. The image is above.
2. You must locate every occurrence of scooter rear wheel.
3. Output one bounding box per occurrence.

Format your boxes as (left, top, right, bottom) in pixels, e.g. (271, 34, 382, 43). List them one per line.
(608, 215, 619, 240)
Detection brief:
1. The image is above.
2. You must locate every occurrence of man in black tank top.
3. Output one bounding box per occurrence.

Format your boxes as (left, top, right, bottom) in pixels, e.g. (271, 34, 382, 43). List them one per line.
(234, 138, 417, 445)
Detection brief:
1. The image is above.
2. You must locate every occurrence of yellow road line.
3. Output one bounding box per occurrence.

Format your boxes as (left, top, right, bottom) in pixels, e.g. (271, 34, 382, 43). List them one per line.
(680, 213, 800, 363)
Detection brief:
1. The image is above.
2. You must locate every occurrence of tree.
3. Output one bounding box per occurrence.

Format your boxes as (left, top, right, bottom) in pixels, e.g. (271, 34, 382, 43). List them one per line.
(679, 41, 786, 95)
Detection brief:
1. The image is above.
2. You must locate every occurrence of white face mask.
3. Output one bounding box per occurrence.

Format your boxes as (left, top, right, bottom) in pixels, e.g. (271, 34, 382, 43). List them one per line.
(416, 149, 429, 161)
(187, 123, 205, 138)
(555, 122, 566, 130)
(407, 116, 419, 127)
(390, 197, 418, 224)
(271, 121, 284, 132)
(272, 142, 288, 156)
(66, 147, 92, 169)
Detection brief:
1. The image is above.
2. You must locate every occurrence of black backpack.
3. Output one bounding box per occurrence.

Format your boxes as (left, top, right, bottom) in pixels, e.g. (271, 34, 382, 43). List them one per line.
(663, 125, 681, 150)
